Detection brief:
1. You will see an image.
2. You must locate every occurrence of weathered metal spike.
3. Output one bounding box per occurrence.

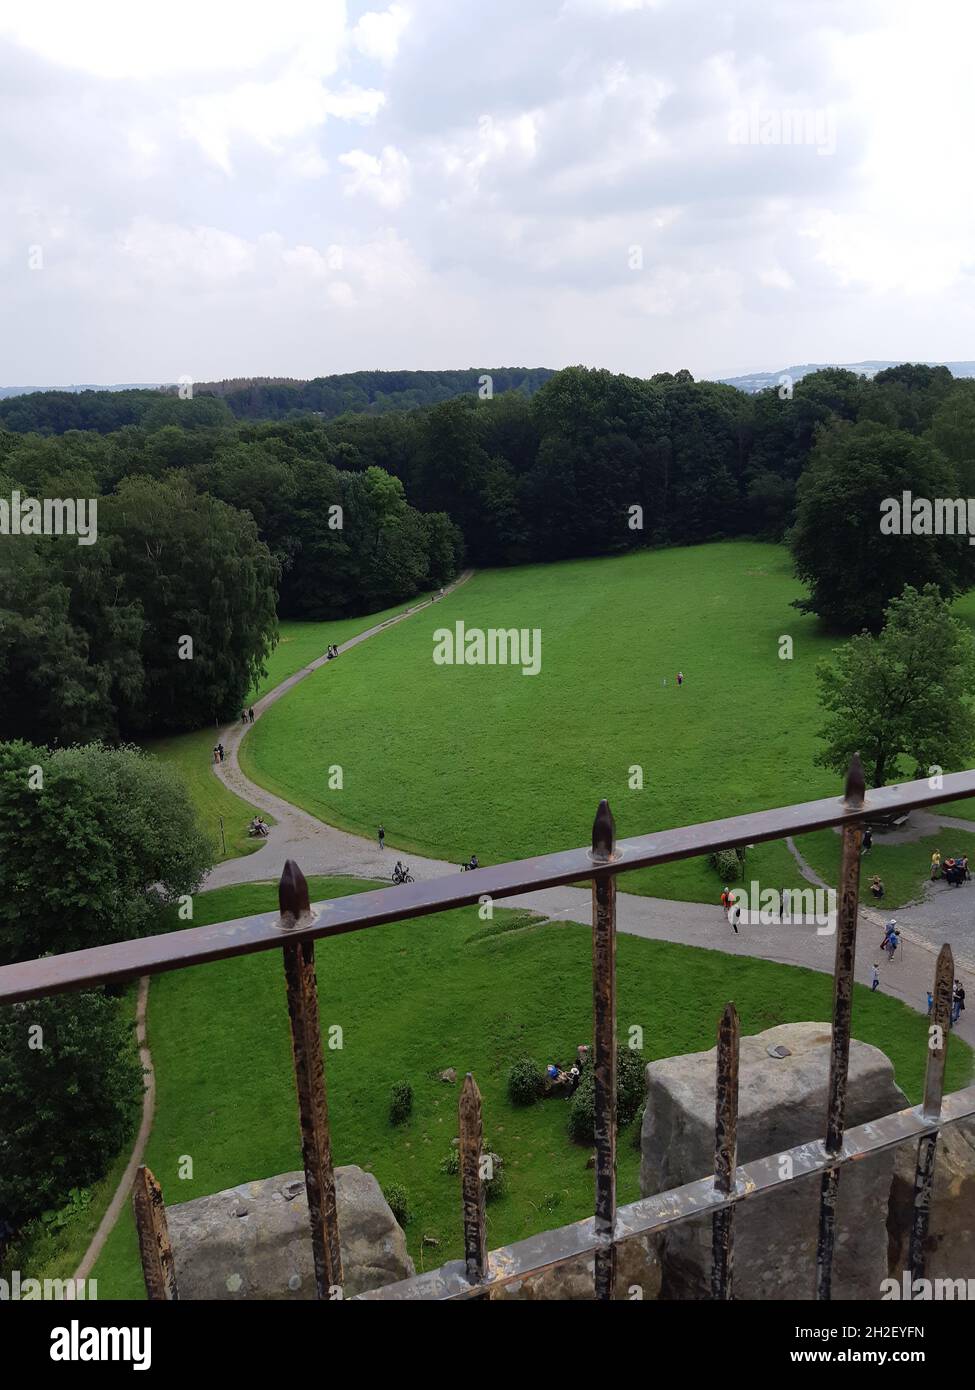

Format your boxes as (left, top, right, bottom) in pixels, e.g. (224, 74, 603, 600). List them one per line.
(279, 859, 311, 922)
(711, 1001, 740, 1300)
(592, 798, 616, 860)
(843, 753, 866, 809)
(459, 1072, 487, 1287)
(133, 1165, 179, 1301)
(908, 942, 956, 1281)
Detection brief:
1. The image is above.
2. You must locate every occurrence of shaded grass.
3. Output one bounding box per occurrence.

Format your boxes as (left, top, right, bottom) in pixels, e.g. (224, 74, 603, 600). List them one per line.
(89, 876, 971, 1299)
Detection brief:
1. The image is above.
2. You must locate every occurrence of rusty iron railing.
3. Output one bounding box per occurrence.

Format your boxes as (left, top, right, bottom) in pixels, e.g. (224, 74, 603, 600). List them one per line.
(2, 755, 974, 1301)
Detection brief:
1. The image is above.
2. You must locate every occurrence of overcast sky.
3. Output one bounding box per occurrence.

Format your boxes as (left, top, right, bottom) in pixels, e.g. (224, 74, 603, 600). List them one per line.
(1, 0, 971, 384)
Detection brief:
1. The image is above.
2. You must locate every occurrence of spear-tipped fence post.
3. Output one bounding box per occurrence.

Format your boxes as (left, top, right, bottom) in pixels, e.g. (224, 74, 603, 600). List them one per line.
(133, 1165, 178, 1301)
(591, 798, 618, 1300)
(711, 1002, 740, 1300)
(908, 944, 955, 1279)
(816, 754, 866, 1300)
(459, 1073, 488, 1292)
(278, 859, 343, 1299)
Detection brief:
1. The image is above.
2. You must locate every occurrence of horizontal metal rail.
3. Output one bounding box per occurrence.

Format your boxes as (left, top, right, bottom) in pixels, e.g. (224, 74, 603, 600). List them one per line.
(357, 1086, 975, 1300)
(3, 766, 975, 1004)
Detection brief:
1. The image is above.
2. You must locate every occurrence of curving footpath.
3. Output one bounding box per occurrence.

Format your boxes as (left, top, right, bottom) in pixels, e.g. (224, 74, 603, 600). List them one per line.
(205, 577, 975, 1046)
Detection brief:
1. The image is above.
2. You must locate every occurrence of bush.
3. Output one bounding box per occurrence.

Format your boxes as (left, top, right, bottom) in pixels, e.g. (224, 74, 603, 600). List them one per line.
(381, 1181, 412, 1226)
(439, 1148, 459, 1175)
(567, 1046, 647, 1145)
(506, 1056, 543, 1106)
(708, 845, 747, 883)
(388, 1081, 413, 1125)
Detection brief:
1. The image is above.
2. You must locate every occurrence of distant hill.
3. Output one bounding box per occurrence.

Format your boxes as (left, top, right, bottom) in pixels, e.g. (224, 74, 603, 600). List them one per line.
(0, 369, 555, 428)
(718, 361, 975, 393)
(0, 383, 163, 399)
(193, 368, 556, 420)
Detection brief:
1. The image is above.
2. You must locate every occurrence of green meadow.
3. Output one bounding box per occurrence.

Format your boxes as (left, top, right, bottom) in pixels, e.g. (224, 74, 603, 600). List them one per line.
(89, 877, 970, 1298)
(241, 542, 843, 900)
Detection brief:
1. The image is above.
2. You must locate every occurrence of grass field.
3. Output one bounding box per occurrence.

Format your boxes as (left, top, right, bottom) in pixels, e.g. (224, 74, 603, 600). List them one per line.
(141, 595, 441, 862)
(241, 543, 846, 900)
(88, 877, 972, 1298)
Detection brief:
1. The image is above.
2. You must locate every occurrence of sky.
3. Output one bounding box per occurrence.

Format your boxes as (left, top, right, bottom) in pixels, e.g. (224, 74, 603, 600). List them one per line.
(1, 0, 973, 384)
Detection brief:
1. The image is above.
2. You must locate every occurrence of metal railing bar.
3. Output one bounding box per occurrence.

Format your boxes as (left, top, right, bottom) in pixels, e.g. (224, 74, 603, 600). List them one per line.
(5, 767, 975, 1004)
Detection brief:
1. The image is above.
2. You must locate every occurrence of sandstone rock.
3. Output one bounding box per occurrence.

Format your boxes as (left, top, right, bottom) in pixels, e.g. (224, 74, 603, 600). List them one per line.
(440, 1068, 457, 1084)
(640, 1022, 908, 1300)
(490, 1234, 661, 1301)
(888, 1118, 975, 1280)
(167, 1166, 414, 1300)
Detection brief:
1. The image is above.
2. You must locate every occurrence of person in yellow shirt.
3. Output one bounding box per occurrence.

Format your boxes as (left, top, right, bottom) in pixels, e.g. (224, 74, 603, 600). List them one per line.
(931, 850, 942, 881)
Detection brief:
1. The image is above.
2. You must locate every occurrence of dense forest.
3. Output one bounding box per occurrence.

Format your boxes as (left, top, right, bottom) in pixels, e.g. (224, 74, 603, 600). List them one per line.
(3, 361, 975, 746)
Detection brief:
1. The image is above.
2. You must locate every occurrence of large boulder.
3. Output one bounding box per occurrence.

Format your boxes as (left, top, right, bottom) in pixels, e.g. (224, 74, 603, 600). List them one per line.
(641, 1022, 908, 1300)
(167, 1167, 414, 1300)
(888, 1118, 975, 1281)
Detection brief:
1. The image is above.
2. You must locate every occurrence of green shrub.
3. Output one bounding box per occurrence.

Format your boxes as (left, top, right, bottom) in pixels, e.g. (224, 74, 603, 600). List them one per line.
(567, 1046, 647, 1145)
(709, 845, 747, 882)
(388, 1080, 413, 1125)
(506, 1055, 543, 1106)
(381, 1181, 412, 1226)
(439, 1148, 459, 1175)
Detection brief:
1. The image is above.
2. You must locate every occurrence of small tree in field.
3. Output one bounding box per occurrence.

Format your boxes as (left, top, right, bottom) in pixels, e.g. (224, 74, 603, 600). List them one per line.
(814, 584, 975, 789)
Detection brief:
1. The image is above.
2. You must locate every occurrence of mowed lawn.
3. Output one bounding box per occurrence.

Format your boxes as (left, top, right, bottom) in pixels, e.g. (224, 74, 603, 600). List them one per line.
(90, 877, 970, 1299)
(141, 596, 441, 862)
(242, 542, 846, 900)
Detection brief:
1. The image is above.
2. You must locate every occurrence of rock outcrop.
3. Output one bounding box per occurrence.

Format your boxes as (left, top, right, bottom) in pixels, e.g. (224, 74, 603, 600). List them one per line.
(888, 1118, 975, 1282)
(167, 1167, 414, 1299)
(641, 1022, 909, 1300)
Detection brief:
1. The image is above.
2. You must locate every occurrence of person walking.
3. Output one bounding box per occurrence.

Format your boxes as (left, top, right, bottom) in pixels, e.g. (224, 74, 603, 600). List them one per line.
(248, 708, 255, 724)
(871, 962, 880, 992)
(861, 827, 873, 855)
(676, 670, 684, 687)
(927, 991, 934, 1017)
(217, 743, 225, 762)
(720, 885, 732, 914)
(953, 981, 966, 1025)
(728, 897, 741, 935)
(378, 824, 385, 851)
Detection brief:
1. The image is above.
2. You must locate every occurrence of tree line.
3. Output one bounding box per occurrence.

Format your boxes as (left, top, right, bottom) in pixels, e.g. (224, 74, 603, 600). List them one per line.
(4, 360, 975, 750)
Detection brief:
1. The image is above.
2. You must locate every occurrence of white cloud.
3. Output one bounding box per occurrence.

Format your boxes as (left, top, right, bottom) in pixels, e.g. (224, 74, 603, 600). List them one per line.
(179, 68, 384, 173)
(116, 218, 258, 284)
(353, 5, 411, 67)
(0, 0, 349, 79)
(339, 145, 411, 206)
